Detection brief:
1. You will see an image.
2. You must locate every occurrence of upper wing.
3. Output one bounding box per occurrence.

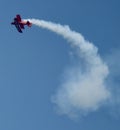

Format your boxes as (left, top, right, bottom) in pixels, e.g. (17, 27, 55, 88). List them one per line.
(16, 14, 21, 22)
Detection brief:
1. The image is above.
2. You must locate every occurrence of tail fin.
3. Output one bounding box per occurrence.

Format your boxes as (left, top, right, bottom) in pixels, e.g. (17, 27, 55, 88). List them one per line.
(26, 21, 32, 27)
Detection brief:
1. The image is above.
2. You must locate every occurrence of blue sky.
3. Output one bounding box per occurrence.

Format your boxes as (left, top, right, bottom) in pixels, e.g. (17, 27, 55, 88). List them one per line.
(0, 0, 120, 130)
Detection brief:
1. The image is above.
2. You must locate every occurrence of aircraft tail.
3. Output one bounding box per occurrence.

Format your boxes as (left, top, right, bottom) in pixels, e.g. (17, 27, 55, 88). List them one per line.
(27, 21, 32, 27)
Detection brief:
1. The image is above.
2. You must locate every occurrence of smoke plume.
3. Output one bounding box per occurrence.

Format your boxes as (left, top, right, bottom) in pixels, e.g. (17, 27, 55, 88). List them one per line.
(28, 19, 111, 117)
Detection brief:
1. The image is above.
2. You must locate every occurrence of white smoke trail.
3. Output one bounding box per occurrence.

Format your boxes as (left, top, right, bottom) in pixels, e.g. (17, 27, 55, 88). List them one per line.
(27, 19, 111, 117)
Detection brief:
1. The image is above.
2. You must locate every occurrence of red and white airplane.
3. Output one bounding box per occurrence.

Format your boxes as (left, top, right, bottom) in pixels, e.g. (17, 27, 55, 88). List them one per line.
(11, 14, 32, 33)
